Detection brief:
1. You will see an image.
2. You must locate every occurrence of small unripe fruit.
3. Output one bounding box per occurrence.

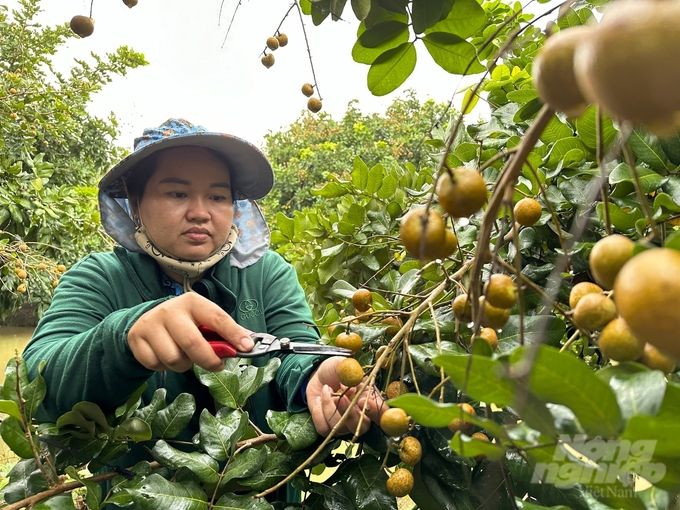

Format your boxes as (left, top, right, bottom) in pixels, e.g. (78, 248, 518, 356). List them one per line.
(276, 33, 289, 46)
(335, 332, 362, 353)
(589, 234, 634, 289)
(18, 243, 29, 252)
(399, 436, 422, 466)
(638, 343, 677, 374)
(352, 288, 372, 312)
(436, 167, 487, 218)
(56, 264, 67, 273)
(385, 380, 408, 400)
(572, 293, 617, 331)
(14, 268, 27, 279)
(513, 197, 542, 226)
(447, 403, 476, 434)
(301, 83, 314, 97)
(16, 283, 27, 294)
(598, 317, 645, 362)
(386, 468, 414, 497)
(382, 316, 403, 336)
(9, 88, 17, 94)
(569, 281, 603, 309)
(399, 207, 446, 260)
(70, 15, 94, 38)
(261, 53, 275, 68)
(307, 97, 322, 113)
(480, 298, 510, 329)
(484, 274, 517, 309)
(452, 294, 472, 322)
(336, 358, 364, 387)
(477, 327, 498, 350)
(51, 279, 59, 288)
(380, 407, 410, 437)
(266, 36, 280, 50)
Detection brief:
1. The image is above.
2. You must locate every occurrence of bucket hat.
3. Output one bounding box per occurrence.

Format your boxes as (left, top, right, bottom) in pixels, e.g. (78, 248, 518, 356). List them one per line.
(98, 118, 273, 200)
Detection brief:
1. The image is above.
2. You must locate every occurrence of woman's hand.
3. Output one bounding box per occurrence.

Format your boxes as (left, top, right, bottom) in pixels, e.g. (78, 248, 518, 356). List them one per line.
(127, 292, 254, 373)
(306, 356, 385, 436)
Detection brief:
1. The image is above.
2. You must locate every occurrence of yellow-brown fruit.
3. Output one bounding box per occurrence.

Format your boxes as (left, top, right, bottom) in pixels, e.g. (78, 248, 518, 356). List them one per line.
(14, 268, 27, 280)
(336, 358, 364, 387)
(569, 281, 603, 309)
(598, 317, 645, 362)
(69, 15, 94, 38)
(399, 207, 446, 260)
(307, 97, 322, 113)
(356, 307, 373, 323)
(9, 88, 17, 94)
(375, 345, 390, 366)
(478, 327, 498, 350)
(18, 243, 29, 252)
(532, 26, 593, 117)
(436, 167, 487, 218)
(386, 468, 414, 498)
(56, 264, 67, 273)
(447, 402, 476, 434)
(573, 0, 680, 135)
(614, 248, 680, 358)
(16, 283, 27, 294)
(37, 262, 48, 270)
(301, 83, 314, 97)
(471, 431, 489, 442)
(589, 234, 634, 289)
(51, 279, 59, 288)
(429, 229, 458, 259)
(266, 36, 280, 50)
(484, 274, 517, 309)
(513, 198, 542, 227)
(399, 436, 422, 466)
(276, 33, 289, 46)
(380, 407, 410, 437)
(382, 316, 403, 336)
(335, 332, 362, 353)
(572, 293, 617, 331)
(638, 343, 677, 374)
(123, 0, 138, 7)
(352, 288, 372, 312)
(9, 112, 17, 120)
(261, 53, 275, 68)
(480, 298, 510, 329)
(452, 294, 472, 322)
(386, 380, 408, 400)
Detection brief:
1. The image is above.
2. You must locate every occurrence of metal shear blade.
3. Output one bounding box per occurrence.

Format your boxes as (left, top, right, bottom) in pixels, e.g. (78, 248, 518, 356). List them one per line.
(244, 332, 352, 358)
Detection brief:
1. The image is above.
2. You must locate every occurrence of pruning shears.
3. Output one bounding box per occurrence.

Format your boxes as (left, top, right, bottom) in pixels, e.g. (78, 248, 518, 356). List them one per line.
(199, 326, 352, 358)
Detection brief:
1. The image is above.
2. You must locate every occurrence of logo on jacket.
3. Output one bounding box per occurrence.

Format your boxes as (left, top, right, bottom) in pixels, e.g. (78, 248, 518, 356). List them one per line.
(238, 299, 261, 319)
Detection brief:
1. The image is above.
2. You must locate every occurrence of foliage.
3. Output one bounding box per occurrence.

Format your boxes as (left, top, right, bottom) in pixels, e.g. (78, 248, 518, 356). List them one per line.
(262, 92, 450, 215)
(0, 0, 147, 322)
(4, 0, 680, 508)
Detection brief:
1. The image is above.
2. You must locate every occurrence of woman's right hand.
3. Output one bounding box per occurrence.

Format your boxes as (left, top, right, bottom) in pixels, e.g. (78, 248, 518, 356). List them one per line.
(127, 292, 254, 373)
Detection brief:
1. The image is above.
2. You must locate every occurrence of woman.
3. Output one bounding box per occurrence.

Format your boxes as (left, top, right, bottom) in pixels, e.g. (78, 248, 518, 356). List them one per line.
(24, 118, 381, 451)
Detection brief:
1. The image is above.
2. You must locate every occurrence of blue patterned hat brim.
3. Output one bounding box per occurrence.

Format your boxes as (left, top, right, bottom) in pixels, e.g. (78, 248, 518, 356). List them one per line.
(98, 132, 274, 200)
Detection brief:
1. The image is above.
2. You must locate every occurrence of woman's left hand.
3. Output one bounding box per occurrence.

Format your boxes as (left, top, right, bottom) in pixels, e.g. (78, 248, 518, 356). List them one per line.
(306, 356, 385, 436)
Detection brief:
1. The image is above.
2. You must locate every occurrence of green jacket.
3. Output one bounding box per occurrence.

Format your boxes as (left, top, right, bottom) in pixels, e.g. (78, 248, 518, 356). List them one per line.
(24, 247, 322, 430)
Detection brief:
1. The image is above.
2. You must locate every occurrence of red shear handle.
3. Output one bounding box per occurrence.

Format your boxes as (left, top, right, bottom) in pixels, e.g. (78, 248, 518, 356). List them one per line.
(198, 325, 237, 358)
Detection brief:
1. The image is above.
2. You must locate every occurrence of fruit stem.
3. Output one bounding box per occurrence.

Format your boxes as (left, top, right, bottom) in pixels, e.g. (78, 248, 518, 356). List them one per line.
(596, 107, 613, 235)
(89, 0, 94, 18)
(293, 2, 322, 100)
(622, 138, 659, 240)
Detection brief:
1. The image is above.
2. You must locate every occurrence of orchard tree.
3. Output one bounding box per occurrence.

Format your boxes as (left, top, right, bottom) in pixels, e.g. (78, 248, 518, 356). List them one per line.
(0, 0, 146, 322)
(4, 0, 680, 509)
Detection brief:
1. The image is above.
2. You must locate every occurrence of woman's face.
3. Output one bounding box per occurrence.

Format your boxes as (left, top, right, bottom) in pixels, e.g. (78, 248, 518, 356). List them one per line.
(137, 147, 234, 261)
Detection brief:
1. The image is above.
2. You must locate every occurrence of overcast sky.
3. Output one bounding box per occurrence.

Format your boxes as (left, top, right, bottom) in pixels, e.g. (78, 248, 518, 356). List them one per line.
(6, 0, 484, 151)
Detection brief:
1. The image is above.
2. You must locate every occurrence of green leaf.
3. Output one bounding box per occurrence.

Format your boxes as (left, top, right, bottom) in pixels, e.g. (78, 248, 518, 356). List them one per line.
(510, 346, 623, 437)
(540, 116, 573, 144)
(345, 203, 366, 226)
(266, 410, 319, 450)
(237, 358, 280, 404)
(608, 163, 666, 193)
(359, 20, 409, 47)
(238, 448, 290, 491)
(151, 392, 195, 439)
(367, 42, 417, 96)
(433, 353, 517, 406)
(352, 22, 410, 64)
(351, 0, 371, 20)
(33, 494, 75, 509)
(0, 399, 21, 420)
(116, 473, 208, 510)
(113, 416, 152, 442)
(214, 494, 274, 510)
(575, 105, 618, 150)
(311, 0, 332, 25)
(629, 130, 668, 171)
(152, 440, 220, 484)
(422, 32, 484, 74)
(312, 181, 349, 198)
(621, 416, 680, 459)
(596, 201, 644, 231)
(274, 212, 294, 239)
(134, 388, 166, 424)
(219, 447, 268, 487)
(199, 408, 248, 461)
(597, 363, 667, 420)
(497, 315, 566, 355)
(195, 362, 240, 409)
(365, 164, 385, 194)
(1, 417, 33, 458)
(351, 156, 369, 189)
(546, 137, 587, 168)
(411, 0, 447, 33)
(450, 431, 505, 460)
(427, 0, 486, 38)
